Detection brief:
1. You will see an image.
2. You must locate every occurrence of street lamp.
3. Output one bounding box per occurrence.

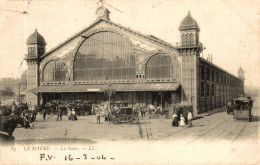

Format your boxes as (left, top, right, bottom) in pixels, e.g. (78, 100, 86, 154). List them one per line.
(18, 60, 24, 103)
(103, 82, 116, 105)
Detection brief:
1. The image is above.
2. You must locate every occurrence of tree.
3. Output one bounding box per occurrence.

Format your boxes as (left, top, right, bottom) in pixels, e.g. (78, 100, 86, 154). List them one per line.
(20, 70, 27, 92)
(0, 87, 15, 99)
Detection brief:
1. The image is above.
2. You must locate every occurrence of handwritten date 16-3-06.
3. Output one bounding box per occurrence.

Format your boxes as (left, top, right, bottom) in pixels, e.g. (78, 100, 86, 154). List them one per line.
(40, 154, 115, 161)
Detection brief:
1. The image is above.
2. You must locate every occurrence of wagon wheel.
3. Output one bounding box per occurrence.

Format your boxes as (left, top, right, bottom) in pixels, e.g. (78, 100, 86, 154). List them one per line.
(155, 113, 160, 119)
(127, 117, 132, 125)
(113, 117, 120, 124)
(128, 115, 138, 124)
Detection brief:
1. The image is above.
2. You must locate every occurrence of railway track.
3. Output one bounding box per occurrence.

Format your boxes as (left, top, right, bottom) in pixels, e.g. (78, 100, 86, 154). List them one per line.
(185, 117, 231, 145)
(231, 121, 248, 143)
(152, 113, 231, 143)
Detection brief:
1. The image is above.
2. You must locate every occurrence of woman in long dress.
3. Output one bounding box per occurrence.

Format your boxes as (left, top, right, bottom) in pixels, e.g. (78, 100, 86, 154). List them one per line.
(67, 108, 72, 120)
(172, 113, 178, 127)
(71, 109, 77, 120)
(179, 114, 185, 127)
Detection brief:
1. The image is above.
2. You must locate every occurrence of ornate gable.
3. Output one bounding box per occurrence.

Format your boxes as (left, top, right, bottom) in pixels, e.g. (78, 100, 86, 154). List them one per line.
(40, 18, 181, 83)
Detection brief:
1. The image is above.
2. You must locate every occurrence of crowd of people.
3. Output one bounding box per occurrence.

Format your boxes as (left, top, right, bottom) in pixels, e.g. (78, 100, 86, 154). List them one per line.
(9, 101, 37, 129)
(172, 110, 193, 128)
(2, 100, 194, 131)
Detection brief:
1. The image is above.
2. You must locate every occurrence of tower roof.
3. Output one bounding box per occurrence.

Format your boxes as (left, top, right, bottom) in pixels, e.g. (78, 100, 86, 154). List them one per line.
(26, 29, 46, 45)
(179, 11, 200, 30)
(238, 66, 244, 73)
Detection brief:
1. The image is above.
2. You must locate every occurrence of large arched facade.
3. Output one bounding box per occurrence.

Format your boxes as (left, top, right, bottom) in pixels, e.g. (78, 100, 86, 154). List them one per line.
(145, 54, 173, 79)
(43, 60, 66, 82)
(73, 31, 136, 81)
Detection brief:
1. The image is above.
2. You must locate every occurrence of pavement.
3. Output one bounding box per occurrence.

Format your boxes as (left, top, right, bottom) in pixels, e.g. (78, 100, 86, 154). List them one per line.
(4, 98, 259, 164)
(195, 106, 226, 118)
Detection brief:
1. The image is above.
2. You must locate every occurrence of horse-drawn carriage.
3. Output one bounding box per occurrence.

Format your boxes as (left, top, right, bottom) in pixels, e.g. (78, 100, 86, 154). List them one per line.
(74, 100, 92, 116)
(45, 100, 59, 114)
(111, 107, 139, 124)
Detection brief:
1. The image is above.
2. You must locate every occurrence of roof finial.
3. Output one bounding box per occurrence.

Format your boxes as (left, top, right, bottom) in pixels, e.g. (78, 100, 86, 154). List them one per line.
(188, 10, 191, 16)
(98, 0, 104, 7)
(35, 28, 37, 32)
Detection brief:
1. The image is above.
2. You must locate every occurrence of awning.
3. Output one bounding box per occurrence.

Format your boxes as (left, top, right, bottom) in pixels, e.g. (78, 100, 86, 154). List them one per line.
(29, 83, 180, 93)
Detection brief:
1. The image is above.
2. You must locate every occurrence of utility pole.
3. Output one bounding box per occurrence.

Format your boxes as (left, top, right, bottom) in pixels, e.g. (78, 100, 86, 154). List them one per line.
(191, 68, 192, 103)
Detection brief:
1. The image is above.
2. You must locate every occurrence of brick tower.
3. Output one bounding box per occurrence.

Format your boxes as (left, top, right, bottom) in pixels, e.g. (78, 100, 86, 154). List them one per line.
(25, 29, 46, 109)
(176, 11, 203, 116)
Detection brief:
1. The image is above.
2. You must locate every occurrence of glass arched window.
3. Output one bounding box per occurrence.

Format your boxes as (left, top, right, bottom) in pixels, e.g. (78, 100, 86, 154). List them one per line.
(186, 34, 190, 46)
(43, 61, 66, 82)
(182, 34, 186, 46)
(146, 54, 173, 79)
(74, 31, 135, 81)
(190, 33, 194, 45)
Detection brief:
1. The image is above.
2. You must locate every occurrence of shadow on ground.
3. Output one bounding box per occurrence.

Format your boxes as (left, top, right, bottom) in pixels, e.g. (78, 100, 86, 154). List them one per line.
(252, 116, 260, 122)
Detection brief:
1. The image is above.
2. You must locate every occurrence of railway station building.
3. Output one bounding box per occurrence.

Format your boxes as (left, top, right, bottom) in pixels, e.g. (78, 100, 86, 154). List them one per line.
(25, 6, 244, 116)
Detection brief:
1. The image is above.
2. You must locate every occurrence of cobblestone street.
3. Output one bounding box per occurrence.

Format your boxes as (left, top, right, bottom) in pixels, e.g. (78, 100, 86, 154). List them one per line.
(5, 98, 258, 164)
(13, 99, 259, 145)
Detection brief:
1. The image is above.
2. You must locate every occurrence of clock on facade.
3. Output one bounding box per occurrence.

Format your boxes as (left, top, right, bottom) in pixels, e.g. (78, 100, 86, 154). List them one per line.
(97, 7, 105, 17)
(96, 7, 110, 20)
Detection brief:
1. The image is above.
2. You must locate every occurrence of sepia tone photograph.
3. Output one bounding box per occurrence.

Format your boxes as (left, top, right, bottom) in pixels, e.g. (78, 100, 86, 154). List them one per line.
(0, 0, 259, 164)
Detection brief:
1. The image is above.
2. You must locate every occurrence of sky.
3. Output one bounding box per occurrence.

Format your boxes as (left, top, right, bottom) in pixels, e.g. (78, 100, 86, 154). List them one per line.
(0, 0, 259, 87)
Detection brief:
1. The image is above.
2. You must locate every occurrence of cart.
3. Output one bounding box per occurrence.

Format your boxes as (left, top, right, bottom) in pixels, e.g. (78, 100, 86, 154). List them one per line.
(111, 107, 139, 124)
(233, 98, 253, 122)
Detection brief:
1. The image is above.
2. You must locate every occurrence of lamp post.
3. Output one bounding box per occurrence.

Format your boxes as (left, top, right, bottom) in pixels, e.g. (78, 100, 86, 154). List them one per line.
(18, 60, 24, 103)
(103, 81, 116, 105)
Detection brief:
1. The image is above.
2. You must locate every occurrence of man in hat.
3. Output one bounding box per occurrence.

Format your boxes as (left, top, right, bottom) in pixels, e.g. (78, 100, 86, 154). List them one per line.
(57, 105, 62, 121)
(187, 111, 193, 128)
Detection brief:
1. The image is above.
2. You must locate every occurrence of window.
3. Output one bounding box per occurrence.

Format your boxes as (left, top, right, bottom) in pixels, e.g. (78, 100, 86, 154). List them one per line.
(201, 82, 205, 97)
(190, 34, 193, 45)
(207, 83, 210, 97)
(43, 61, 66, 82)
(212, 84, 214, 96)
(74, 32, 135, 81)
(182, 34, 187, 46)
(186, 34, 190, 45)
(211, 70, 214, 82)
(28, 47, 36, 58)
(146, 54, 173, 79)
(206, 68, 210, 81)
(200, 66, 204, 80)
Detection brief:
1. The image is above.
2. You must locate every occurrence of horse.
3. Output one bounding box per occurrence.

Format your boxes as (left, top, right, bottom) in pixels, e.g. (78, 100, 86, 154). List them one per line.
(96, 105, 111, 124)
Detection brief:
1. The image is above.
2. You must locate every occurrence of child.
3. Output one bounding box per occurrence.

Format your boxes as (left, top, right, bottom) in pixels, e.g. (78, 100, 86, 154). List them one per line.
(179, 114, 185, 127)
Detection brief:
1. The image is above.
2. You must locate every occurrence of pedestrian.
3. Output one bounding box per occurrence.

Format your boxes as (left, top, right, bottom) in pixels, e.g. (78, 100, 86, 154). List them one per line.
(140, 106, 145, 118)
(149, 105, 154, 119)
(172, 113, 178, 127)
(33, 105, 38, 120)
(24, 112, 30, 129)
(11, 102, 16, 113)
(184, 109, 188, 125)
(96, 110, 101, 124)
(187, 111, 193, 128)
(43, 107, 47, 120)
(68, 107, 72, 120)
(71, 108, 77, 120)
(57, 105, 62, 121)
(179, 114, 185, 127)
(30, 112, 35, 129)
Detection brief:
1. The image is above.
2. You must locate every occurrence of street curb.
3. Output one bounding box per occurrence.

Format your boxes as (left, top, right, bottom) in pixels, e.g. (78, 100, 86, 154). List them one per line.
(193, 107, 226, 120)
